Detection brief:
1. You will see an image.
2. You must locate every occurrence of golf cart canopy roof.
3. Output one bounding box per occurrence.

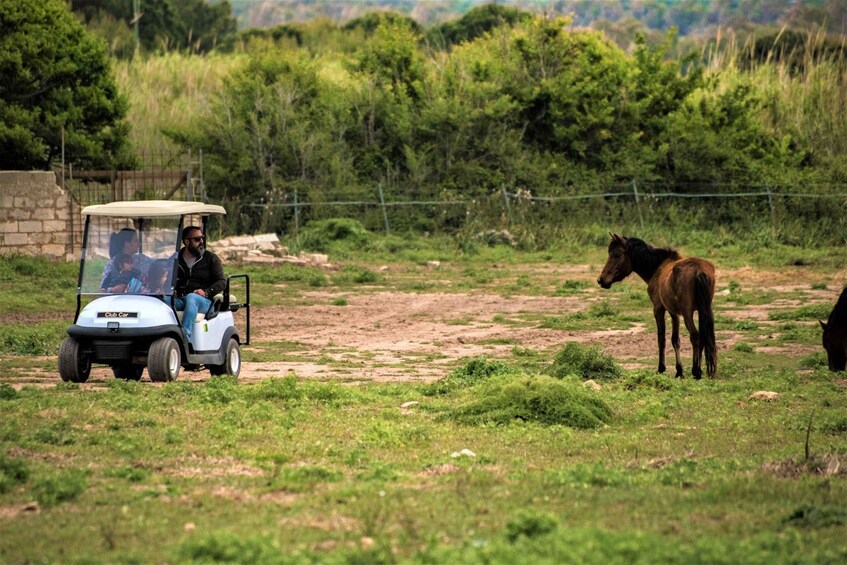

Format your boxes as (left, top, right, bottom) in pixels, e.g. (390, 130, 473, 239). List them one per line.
(81, 200, 226, 218)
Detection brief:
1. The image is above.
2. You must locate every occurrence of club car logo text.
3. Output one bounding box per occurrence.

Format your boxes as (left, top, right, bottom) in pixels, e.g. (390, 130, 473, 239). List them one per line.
(97, 312, 138, 318)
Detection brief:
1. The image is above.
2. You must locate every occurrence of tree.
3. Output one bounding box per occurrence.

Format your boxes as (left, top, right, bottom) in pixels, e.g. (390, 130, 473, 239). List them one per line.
(71, 0, 236, 55)
(429, 3, 533, 49)
(0, 0, 133, 170)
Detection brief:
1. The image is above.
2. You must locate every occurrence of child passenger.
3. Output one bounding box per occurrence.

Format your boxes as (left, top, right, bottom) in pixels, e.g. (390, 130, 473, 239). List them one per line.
(100, 253, 139, 293)
(142, 260, 170, 294)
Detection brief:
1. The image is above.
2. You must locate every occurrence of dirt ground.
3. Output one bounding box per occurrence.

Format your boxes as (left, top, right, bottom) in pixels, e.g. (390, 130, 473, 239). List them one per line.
(2, 264, 838, 387)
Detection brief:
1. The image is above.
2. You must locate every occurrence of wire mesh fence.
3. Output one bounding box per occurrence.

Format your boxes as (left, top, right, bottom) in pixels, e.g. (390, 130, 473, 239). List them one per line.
(222, 181, 847, 239)
(57, 151, 205, 209)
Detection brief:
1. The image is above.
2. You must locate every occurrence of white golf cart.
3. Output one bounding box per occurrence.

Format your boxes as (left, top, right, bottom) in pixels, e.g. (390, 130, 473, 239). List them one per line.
(58, 201, 250, 383)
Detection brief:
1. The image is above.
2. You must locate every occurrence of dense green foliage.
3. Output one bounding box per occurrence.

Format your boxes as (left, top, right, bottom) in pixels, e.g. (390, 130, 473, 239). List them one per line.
(0, 0, 134, 169)
(164, 16, 816, 236)
(71, 0, 237, 56)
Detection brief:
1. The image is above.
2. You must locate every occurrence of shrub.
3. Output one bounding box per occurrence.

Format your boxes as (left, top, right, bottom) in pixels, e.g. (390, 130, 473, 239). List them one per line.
(544, 342, 622, 380)
(425, 356, 523, 395)
(0, 454, 29, 494)
(298, 218, 370, 252)
(505, 509, 559, 542)
(447, 376, 613, 428)
(0, 383, 17, 400)
(783, 505, 847, 529)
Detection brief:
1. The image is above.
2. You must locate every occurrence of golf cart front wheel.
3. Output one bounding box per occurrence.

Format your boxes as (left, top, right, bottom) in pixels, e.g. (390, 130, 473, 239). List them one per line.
(112, 364, 144, 381)
(209, 338, 241, 378)
(148, 337, 181, 382)
(58, 337, 91, 383)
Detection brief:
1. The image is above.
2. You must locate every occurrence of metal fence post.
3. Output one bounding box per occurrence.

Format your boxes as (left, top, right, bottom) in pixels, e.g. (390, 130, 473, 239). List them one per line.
(766, 185, 775, 226)
(378, 183, 390, 234)
(293, 188, 300, 233)
(501, 185, 513, 224)
(632, 180, 644, 231)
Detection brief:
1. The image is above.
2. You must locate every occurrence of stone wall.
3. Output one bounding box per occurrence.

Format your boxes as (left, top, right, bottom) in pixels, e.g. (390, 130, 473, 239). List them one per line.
(0, 172, 79, 260)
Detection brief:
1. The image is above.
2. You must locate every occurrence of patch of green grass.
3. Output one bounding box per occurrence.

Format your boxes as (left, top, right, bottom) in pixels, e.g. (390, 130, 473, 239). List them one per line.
(30, 468, 88, 506)
(554, 279, 589, 295)
(505, 509, 559, 542)
(445, 375, 613, 428)
(544, 342, 622, 380)
(0, 322, 67, 355)
(425, 356, 524, 395)
(0, 453, 29, 493)
(769, 304, 832, 321)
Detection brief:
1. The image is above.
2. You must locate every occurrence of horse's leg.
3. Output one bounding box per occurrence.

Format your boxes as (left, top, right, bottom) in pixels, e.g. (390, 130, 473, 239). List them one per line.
(671, 314, 683, 378)
(654, 306, 667, 373)
(683, 313, 702, 379)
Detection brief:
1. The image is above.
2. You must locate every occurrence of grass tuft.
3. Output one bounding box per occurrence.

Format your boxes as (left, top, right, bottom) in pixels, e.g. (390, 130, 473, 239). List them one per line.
(505, 509, 559, 542)
(446, 375, 613, 428)
(544, 342, 622, 380)
(425, 356, 523, 395)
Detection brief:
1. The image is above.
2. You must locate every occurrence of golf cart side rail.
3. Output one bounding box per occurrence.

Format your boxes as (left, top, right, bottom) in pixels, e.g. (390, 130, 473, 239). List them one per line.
(227, 274, 250, 346)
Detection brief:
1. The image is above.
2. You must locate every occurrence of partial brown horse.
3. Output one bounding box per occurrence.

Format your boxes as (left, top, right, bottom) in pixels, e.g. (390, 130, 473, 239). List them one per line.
(597, 234, 717, 379)
(820, 286, 847, 372)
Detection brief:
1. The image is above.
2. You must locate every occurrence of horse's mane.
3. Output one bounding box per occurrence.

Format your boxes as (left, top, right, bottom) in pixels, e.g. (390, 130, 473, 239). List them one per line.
(625, 237, 681, 280)
(828, 286, 847, 327)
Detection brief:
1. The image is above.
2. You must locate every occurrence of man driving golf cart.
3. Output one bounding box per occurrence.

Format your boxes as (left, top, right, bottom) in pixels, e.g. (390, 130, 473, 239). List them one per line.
(59, 201, 250, 383)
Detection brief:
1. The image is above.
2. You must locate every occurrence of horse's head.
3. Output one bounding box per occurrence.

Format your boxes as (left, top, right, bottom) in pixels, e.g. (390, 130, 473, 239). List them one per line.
(820, 320, 847, 372)
(597, 233, 633, 289)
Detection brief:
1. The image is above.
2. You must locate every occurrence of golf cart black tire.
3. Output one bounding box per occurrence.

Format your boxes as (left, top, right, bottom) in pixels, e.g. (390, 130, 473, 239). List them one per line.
(58, 336, 91, 383)
(112, 364, 144, 381)
(209, 338, 240, 378)
(148, 337, 181, 382)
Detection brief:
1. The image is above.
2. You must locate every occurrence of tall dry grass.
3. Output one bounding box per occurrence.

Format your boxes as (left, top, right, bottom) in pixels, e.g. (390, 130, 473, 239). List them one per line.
(704, 27, 847, 179)
(113, 52, 246, 154)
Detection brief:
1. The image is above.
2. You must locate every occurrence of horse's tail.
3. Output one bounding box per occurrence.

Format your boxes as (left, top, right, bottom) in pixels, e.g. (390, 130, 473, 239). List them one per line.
(695, 271, 717, 378)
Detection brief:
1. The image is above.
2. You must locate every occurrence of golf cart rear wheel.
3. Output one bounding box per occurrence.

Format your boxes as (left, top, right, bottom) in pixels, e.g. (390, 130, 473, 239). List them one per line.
(209, 338, 240, 378)
(112, 364, 144, 381)
(58, 337, 91, 383)
(148, 337, 181, 382)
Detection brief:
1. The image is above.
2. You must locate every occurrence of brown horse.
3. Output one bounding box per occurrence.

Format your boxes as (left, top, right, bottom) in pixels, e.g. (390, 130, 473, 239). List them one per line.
(820, 286, 847, 372)
(597, 234, 717, 379)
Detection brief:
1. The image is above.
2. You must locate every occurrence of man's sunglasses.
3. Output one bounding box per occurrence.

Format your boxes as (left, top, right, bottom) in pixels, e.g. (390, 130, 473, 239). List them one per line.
(184, 236, 204, 242)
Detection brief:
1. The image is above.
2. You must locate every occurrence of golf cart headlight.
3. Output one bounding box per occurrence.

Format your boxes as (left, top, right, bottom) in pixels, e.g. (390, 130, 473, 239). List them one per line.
(107, 321, 120, 332)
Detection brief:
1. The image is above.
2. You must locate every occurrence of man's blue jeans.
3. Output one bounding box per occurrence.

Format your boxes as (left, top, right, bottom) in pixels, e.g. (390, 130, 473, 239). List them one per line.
(166, 293, 212, 341)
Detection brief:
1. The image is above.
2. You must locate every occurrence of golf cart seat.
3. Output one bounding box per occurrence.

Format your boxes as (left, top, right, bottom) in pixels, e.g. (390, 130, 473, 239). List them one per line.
(176, 293, 237, 324)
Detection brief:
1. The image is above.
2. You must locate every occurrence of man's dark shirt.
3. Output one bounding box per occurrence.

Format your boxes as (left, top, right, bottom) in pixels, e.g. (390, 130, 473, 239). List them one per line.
(175, 249, 226, 298)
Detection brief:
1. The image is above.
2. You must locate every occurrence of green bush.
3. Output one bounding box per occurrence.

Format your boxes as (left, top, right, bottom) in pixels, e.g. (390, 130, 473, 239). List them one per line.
(505, 509, 559, 542)
(783, 505, 847, 529)
(544, 342, 622, 380)
(0, 383, 17, 400)
(447, 375, 613, 428)
(298, 218, 371, 252)
(425, 356, 523, 395)
(0, 454, 29, 494)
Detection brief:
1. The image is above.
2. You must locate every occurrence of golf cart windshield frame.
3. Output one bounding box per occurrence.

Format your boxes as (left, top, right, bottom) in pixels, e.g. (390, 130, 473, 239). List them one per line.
(74, 201, 226, 322)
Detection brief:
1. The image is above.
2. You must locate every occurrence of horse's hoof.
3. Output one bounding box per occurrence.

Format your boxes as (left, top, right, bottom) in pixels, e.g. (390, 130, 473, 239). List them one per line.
(657, 365, 666, 373)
